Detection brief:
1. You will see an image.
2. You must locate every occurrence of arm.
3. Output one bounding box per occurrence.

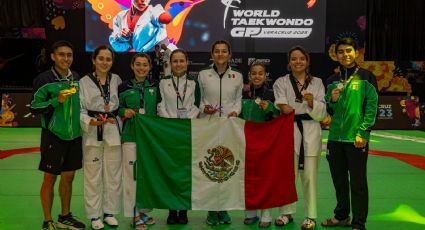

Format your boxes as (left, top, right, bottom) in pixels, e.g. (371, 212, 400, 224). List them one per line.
(356, 81, 378, 140)
(325, 83, 339, 115)
(109, 13, 131, 52)
(198, 73, 206, 113)
(156, 81, 168, 117)
(230, 74, 243, 116)
(30, 77, 60, 114)
(306, 80, 328, 121)
(118, 83, 136, 119)
(79, 79, 92, 132)
(273, 77, 294, 114)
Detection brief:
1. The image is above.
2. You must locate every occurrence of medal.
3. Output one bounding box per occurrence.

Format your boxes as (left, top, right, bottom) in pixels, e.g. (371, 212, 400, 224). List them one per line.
(104, 104, 110, 112)
(255, 97, 261, 104)
(337, 83, 344, 90)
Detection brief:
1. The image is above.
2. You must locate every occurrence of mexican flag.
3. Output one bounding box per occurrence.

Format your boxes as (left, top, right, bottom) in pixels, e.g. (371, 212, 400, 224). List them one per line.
(134, 114, 296, 211)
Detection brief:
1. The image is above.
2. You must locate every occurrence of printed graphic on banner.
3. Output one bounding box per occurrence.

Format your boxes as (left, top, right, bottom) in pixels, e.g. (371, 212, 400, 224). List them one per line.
(85, 0, 326, 52)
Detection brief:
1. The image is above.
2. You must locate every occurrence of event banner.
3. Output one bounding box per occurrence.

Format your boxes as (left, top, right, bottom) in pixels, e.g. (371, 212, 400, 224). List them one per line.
(85, 0, 326, 52)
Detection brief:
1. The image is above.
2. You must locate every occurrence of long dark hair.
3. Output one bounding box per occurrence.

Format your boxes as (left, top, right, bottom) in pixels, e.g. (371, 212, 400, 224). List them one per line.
(287, 45, 312, 83)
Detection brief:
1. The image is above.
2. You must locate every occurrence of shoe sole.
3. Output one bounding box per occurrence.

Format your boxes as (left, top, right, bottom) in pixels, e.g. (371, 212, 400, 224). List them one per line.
(103, 222, 118, 228)
(56, 222, 85, 230)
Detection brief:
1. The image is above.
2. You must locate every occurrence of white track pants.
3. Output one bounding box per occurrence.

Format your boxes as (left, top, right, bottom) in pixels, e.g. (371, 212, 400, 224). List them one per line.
(122, 142, 151, 217)
(279, 155, 319, 218)
(83, 145, 122, 219)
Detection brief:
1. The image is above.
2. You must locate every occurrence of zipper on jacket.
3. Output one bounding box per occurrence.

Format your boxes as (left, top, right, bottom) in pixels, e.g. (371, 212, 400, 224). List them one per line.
(70, 95, 73, 138)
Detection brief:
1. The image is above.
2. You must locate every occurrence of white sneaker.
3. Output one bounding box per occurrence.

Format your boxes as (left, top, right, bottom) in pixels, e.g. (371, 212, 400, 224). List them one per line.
(103, 214, 118, 227)
(91, 217, 104, 230)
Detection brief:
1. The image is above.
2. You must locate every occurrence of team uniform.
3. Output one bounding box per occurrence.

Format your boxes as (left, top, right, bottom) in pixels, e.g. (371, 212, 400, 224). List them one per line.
(79, 73, 123, 220)
(118, 78, 158, 217)
(273, 74, 327, 222)
(157, 74, 200, 119)
(325, 66, 378, 230)
(31, 68, 82, 175)
(240, 85, 279, 122)
(198, 66, 243, 117)
(109, 5, 174, 52)
(241, 84, 279, 223)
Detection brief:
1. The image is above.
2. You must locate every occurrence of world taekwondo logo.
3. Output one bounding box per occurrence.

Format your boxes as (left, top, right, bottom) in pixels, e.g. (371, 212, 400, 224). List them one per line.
(221, 0, 241, 29)
(222, 0, 315, 38)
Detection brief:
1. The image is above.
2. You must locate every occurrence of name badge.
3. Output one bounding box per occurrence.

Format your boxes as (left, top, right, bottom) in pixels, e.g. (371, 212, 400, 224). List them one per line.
(177, 108, 188, 118)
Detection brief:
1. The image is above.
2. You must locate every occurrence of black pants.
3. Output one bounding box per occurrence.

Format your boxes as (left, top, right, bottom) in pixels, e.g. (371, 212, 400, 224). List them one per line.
(326, 141, 369, 230)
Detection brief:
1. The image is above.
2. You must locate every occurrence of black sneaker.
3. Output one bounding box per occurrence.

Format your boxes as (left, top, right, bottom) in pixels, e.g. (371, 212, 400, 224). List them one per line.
(42, 220, 56, 230)
(57, 212, 86, 229)
(167, 210, 178, 225)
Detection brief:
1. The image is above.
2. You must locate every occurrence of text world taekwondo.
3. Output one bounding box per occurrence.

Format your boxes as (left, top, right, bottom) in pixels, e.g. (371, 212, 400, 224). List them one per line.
(228, 10, 314, 38)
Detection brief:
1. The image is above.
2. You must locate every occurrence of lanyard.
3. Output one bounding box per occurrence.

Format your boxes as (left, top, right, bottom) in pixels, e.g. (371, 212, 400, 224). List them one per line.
(338, 67, 359, 90)
(51, 67, 73, 83)
(171, 76, 187, 109)
(133, 79, 146, 108)
(94, 73, 111, 105)
(289, 74, 310, 102)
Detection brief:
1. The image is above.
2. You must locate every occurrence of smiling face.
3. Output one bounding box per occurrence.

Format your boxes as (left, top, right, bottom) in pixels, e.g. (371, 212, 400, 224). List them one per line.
(336, 44, 358, 68)
(249, 64, 266, 88)
(288, 49, 309, 75)
(171, 51, 188, 77)
(92, 49, 113, 74)
(131, 56, 151, 81)
(211, 43, 231, 66)
(132, 0, 150, 11)
(51, 46, 73, 74)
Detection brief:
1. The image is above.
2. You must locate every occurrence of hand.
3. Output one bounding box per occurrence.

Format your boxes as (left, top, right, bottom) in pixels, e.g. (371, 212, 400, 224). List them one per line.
(227, 111, 238, 117)
(124, 109, 136, 119)
(354, 136, 367, 148)
(204, 105, 217, 115)
(278, 104, 294, 115)
(258, 100, 269, 110)
(106, 117, 116, 124)
(120, 28, 131, 38)
(331, 88, 341, 103)
(58, 90, 72, 104)
(89, 118, 105, 126)
(302, 92, 314, 108)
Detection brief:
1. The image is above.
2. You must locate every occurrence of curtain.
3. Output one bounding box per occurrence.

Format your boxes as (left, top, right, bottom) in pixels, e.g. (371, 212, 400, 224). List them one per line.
(0, 0, 45, 29)
(365, 0, 425, 61)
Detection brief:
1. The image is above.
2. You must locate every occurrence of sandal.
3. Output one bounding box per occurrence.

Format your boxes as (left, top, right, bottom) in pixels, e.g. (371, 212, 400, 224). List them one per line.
(275, 214, 293, 227)
(321, 217, 351, 227)
(132, 218, 147, 230)
(259, 221, 271, 228)
(244, 216, 259, 225)
(140, 214, 155, 225)
(301, 218, 316, 230)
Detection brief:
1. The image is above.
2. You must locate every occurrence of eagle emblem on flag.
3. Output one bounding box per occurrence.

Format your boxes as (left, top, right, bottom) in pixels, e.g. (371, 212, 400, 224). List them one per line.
(199, 145, 240, 183)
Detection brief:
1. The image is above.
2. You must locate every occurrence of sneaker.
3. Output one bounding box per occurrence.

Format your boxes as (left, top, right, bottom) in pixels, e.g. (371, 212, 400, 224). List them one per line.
(206, 211, 219, 225)
(42, 220, 56, 230)
(103, 214, 118, 227)
(218, 211, 231, 224)
(167, 210, 178, 225)
(57, 213, 86, 229)
(301, 218, 316, 230)
(178, 210, 188, 224)
(91, 217, 104, 230)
